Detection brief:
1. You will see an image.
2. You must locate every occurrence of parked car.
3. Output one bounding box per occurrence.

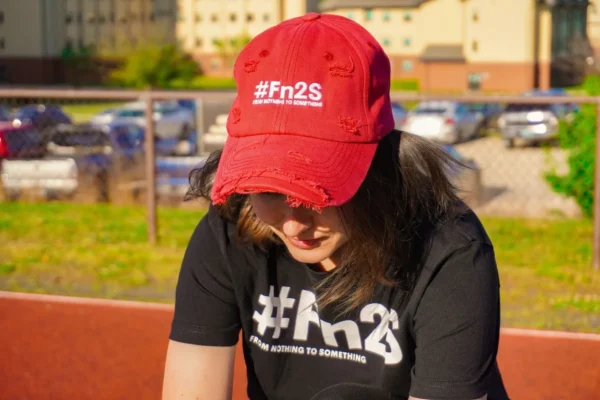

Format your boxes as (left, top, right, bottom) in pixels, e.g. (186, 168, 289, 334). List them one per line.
(400, 101, 483, 144)
(0, 121, 46, 160)
(90, 101, 196, 142)
(107, 122, 197, 157)
(1, 122, 146, 202)
(156, 156, 206, 203)
(497, 90, 577, 148)
(11, 104, 72, 131)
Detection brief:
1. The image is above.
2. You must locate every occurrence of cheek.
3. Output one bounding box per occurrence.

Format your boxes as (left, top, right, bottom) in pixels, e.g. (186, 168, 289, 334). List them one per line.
(319, 209, 350, 241)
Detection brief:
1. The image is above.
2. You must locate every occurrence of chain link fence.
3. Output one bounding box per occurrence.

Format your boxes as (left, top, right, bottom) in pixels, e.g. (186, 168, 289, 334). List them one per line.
(0, 89, 598, 267)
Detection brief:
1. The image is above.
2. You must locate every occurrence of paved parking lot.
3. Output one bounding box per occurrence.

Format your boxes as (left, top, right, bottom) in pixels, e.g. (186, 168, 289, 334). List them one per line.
(455, 137, 581, 218)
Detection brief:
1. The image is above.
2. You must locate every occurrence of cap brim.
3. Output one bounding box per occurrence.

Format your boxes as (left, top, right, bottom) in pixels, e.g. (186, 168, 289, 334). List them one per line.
(211, 134, 378, 208)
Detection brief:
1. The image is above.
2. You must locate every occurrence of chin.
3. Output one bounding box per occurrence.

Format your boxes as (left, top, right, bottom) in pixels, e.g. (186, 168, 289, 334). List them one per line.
(286, 247, 334, 265)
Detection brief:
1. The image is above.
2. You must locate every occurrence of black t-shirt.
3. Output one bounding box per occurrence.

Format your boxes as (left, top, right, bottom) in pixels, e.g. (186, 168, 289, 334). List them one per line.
(170, 205, 510, 400)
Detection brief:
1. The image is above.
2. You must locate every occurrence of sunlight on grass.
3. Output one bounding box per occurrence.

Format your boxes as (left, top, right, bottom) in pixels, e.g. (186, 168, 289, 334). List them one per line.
(1, 202, 598, 331)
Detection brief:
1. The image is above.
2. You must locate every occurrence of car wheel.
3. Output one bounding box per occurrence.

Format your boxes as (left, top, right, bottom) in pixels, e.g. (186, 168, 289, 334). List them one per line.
(503, 138, 514, 149)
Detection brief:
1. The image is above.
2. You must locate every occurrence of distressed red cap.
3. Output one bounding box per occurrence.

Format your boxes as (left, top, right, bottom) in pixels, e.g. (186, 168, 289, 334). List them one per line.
(211, 12, 394, 209)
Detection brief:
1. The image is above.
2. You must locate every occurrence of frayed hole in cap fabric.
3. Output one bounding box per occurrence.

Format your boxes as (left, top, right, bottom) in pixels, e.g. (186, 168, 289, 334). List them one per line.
(324, 52, 334, 61)
(259, 50, 270, 58)
(337, 116, 360, 135)
(244, 58, 260, 72)
(328, 58, 355, 78)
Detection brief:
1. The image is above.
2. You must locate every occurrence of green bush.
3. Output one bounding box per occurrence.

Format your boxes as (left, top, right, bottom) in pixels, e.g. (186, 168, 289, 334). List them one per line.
(391, 79, 420, 92)
(545, 75, 599, 218)
(171, 75, 237, 90)
(110, 44, 200, 89)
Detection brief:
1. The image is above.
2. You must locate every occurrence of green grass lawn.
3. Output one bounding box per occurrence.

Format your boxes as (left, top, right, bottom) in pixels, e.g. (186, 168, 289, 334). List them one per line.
(0, 202, 598, 332)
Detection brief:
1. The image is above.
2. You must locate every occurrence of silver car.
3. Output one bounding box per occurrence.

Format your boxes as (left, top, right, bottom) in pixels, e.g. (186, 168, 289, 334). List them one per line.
(90, 101, 195, 141)
(400, 101, 482, 144)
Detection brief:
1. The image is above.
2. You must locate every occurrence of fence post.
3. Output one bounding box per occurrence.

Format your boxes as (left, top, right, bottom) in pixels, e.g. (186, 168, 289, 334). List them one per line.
(594, 99, 600, 271)
(145, 94, 158, 245)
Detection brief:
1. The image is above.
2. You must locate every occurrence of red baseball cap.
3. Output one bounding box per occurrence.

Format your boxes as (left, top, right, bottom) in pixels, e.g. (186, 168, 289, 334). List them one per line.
(211, 12, 394, 209)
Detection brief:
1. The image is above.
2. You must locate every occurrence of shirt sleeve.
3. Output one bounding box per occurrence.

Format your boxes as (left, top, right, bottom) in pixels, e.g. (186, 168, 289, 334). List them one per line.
(169, 207, 241, 346)
(409, 241, 501, 400)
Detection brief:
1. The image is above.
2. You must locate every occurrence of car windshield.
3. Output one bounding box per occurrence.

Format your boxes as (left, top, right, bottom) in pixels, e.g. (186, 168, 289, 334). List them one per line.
(505, 104, 554, 112)
(414, 108, 448, 114)
(117, 109, 145, 118)
(51, 131, 109, 147)
(14, 107, 40, 119)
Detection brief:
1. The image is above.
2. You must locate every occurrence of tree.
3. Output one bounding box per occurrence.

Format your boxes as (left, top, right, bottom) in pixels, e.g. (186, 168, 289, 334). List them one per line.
(545, 75, 600, 218)
(110, 44, 200, 89)
(213, 33, 252, 68)
(61, 43, 97, 86)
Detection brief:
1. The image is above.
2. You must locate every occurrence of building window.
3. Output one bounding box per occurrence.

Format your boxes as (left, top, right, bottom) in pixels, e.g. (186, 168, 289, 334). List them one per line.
(383, 11, 391, 22)
(247, 13, 254, 22)
(195, 13, 202, 22)
(77, 12, 82, 24)
(472, 40, 479, 52)
(347, 12, 354, 20)
(0, 38, 5, 50)
(383, 38, 391, 47)
(365, 9, 373, 21)
(402, 60, 413, 72)
(65, 38, 73, 49)
(404, 12, 412, 22)
(195, 37, 202, 48)
(263, 13, 270, 22)
(230, 13, 237, 22)
(0, 12, 4, 24)
(98, 15, 106, 24)
(110, 12, 115, 23)
(472, 11, 479, 22)
(404, 38, 411, 47)
(211, 13, 218, 22)
(65, 13, 73, 24)
(149, 12, 155, 22)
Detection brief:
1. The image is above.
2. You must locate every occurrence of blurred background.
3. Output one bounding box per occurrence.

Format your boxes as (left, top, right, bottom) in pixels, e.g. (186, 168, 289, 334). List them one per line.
(0, 0, 598, 335)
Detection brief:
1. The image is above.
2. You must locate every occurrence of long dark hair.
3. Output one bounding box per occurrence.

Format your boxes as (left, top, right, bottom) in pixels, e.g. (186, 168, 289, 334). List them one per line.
(186, 130, 467, 314)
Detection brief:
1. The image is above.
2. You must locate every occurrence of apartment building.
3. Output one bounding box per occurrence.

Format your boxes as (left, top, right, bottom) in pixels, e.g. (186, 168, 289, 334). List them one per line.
(321, 0, 592, 92)
(176, 0, 319, 75)
(0, 0, 177, 85)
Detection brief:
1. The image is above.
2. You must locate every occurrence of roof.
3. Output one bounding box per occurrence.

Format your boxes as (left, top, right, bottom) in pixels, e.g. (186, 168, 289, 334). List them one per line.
(319, 0, 430, 11)
(420, 44, 466, 62)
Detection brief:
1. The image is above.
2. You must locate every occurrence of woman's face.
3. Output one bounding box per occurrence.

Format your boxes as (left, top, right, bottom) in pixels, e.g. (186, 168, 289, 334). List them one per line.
(249, 193, 350, 271)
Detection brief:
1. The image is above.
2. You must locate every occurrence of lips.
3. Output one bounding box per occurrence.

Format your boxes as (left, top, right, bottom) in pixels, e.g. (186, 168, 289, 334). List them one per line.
(287, 237, 324, 250)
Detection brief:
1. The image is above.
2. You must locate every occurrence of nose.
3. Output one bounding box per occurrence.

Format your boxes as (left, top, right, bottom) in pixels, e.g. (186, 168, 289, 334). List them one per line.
(281, 207, 313, 238)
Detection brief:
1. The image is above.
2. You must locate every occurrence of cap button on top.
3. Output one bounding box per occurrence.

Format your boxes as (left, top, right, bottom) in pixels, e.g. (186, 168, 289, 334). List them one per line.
(302, 12, 321, 22)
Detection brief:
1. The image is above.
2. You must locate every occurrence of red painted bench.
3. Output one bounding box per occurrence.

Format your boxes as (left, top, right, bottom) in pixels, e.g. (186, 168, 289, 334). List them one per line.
(1, 292, 598, 399)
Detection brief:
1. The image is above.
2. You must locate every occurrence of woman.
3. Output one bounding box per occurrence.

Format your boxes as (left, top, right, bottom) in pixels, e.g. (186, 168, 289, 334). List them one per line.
(162, 12, 509, 400)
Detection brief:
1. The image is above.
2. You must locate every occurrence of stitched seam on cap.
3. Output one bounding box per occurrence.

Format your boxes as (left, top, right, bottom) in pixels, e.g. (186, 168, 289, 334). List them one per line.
(320, 18, 371, 140)
(274, 22, 303, 133)
(282, 22, 313, 134)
